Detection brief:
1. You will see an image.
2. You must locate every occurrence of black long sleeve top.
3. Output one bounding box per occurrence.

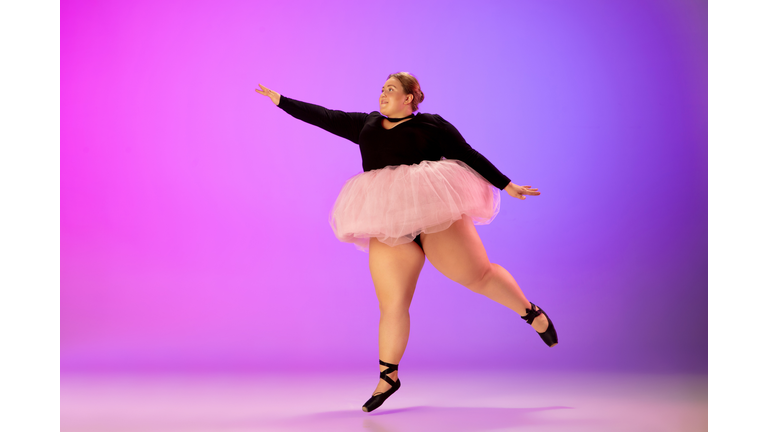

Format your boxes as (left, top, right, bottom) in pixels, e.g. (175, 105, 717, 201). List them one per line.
(277, 96, 511, 190)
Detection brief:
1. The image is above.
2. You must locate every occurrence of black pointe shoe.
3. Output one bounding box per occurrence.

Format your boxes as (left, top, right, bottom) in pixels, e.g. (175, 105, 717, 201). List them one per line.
(362, 360, 401, 413)
(521, 302, 558, 347)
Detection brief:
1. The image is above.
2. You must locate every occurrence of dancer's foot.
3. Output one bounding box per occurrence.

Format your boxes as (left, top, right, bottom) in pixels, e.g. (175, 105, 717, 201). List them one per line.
(521, 302, 558, 347)
(372, 369, 398, 395)
(530, 306, 550, 333)
(362, 360, 401, 412)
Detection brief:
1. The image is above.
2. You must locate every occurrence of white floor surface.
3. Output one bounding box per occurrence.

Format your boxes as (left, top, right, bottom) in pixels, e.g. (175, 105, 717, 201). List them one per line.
(61, 370, 707, 432)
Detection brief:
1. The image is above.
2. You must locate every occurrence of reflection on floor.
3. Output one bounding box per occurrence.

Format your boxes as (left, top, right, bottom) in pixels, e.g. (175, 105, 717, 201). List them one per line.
(61, 370, 707, 432)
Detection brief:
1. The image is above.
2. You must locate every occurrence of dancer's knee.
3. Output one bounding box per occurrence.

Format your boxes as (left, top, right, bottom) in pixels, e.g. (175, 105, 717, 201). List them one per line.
(464, 264, 495, 294)
(378, 298, 411, 315)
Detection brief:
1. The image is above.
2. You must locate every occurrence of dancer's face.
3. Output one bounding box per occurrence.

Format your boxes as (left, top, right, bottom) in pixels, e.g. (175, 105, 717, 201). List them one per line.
(379, 77, 413, 117)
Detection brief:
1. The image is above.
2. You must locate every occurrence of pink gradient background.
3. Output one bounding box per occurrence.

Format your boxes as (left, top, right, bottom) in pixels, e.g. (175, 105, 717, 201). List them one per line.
(61, 0, 707, 373)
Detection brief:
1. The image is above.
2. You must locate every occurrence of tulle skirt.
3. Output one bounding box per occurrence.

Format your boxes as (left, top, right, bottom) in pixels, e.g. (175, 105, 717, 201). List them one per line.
(329, 159, 500, 252)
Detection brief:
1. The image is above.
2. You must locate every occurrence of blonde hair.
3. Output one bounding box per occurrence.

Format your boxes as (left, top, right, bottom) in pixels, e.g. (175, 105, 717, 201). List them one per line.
(387, 72, 425, 112)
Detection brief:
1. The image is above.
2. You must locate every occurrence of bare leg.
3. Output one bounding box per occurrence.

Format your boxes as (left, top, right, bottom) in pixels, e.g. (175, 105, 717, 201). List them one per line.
(368, 238, 425, 395)
(421, 215, 550, 333)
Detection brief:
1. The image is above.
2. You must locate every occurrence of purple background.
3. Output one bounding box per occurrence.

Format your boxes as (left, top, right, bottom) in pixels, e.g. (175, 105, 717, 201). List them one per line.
(61, 0, 707, 373)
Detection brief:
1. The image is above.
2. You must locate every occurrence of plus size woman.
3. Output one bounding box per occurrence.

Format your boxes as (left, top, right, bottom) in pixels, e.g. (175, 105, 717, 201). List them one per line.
(255, 72, 557, 412)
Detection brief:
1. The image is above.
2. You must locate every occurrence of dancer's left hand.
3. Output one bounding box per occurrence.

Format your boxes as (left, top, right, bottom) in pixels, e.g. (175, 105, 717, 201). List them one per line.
(504, 182, 540, 200)
(255, 84, 281, 105)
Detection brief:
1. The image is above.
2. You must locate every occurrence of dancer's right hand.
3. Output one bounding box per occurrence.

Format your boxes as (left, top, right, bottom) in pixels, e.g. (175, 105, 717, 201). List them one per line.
(504, 182, 540, 200)
(255, 84, 281, 105)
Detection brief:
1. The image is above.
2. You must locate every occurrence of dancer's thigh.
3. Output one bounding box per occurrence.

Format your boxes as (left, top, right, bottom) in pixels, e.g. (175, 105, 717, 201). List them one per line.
(421, 215, 491, 287)
(369, 238, 425, 309)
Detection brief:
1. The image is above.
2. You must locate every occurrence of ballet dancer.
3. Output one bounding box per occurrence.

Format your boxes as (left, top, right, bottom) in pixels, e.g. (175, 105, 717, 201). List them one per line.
(255, 72, 557, 412)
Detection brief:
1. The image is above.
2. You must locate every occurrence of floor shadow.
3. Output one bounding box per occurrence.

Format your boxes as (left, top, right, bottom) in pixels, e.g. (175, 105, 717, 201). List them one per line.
(252, 405, 587, 432)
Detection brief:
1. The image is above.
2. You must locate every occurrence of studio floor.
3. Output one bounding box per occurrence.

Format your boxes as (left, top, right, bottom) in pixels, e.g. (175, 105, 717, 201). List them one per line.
(61, 370, 707, 432)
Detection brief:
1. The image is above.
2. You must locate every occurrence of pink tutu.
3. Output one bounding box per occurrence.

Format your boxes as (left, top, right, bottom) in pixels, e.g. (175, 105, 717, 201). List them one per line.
(329, 159, 501, 252)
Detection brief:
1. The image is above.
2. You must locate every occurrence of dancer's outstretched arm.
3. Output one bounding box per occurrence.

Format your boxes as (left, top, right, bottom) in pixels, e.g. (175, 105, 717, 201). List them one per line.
(430, 114, 541, 198)
(255, 83, 369, 144)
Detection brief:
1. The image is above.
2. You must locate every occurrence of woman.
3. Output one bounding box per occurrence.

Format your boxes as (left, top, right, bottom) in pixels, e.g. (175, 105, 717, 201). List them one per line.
(255, 72, 557, 413)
